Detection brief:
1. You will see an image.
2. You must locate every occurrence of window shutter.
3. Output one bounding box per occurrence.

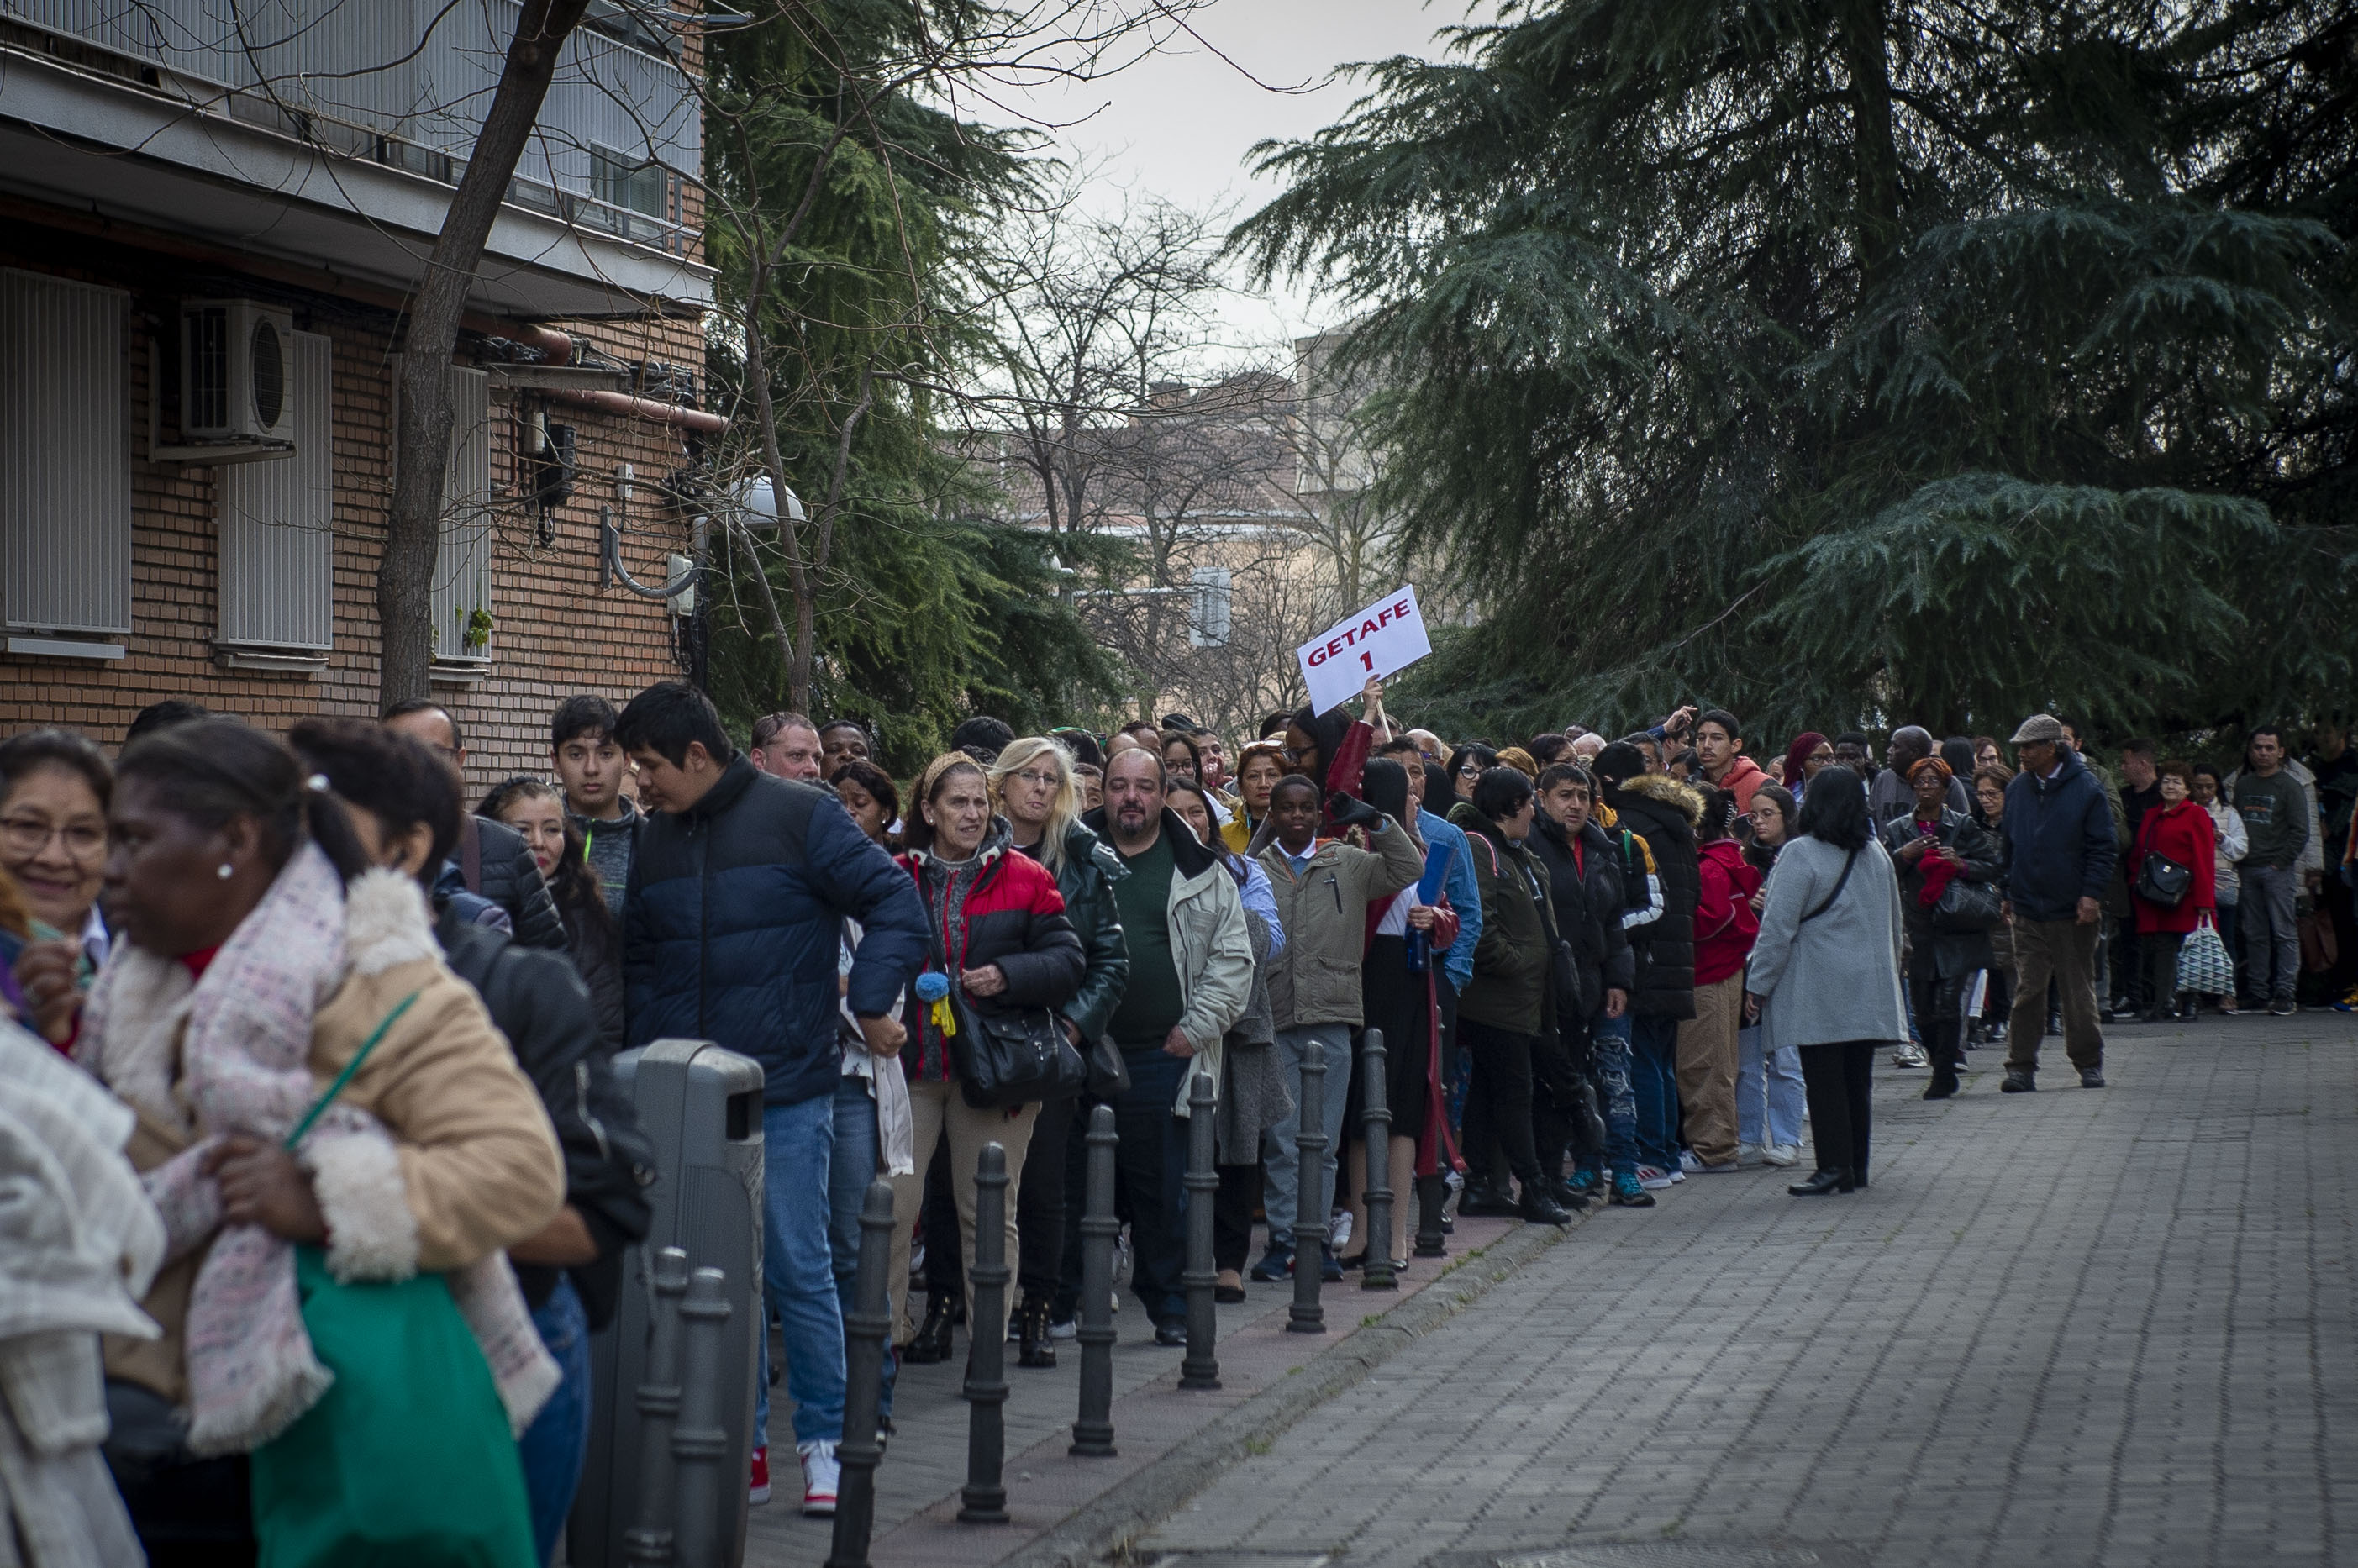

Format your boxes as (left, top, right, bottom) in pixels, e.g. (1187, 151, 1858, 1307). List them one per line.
(430, 365, 493, 662)
(1, 270, 130, 637)
(218, 331, 334, 650)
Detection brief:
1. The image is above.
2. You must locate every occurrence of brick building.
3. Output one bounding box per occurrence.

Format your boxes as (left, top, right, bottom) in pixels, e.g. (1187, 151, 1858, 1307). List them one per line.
(0, 2, 719, 782)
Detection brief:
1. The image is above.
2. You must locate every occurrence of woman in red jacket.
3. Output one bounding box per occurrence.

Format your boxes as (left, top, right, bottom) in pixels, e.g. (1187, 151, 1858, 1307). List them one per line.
(2129, 759, 2219, 1023)
(1679, 787, 1763, 1173)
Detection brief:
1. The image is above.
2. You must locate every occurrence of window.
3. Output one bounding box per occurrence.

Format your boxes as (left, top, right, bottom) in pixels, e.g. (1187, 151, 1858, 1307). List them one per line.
(218, 331, 334, 659)
(1, 270, 130, 651)
(430, 365, 492, 665)
(592, 146, 666, 218)
(1188, 566, 1232, 648)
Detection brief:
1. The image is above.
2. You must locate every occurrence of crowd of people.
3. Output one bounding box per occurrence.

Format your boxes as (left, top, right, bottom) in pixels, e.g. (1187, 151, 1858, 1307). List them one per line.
(3, 682, 2352, 1561)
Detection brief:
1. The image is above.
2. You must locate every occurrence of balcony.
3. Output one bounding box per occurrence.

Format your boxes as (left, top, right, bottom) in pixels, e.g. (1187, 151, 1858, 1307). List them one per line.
(0, 0, 712, 316)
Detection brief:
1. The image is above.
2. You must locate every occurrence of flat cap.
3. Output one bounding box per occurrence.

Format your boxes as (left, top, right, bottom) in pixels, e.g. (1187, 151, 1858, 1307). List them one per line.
(2008, 713, 2066, 745)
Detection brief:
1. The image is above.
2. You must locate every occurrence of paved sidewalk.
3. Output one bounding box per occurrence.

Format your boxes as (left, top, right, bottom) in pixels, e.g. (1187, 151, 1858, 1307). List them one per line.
(746, 1208, 1545, 1568)
(1140, 1013, 2358, 1568)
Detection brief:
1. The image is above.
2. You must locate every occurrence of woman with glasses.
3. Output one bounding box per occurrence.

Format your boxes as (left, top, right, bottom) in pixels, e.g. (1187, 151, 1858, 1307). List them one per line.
(1, 728, 113, 1045)
(1447, 744, 1498, 802)
(1780, 733, 1833, 803)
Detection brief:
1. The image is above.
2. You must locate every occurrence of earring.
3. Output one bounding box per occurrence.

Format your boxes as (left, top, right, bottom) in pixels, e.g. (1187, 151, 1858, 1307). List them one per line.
(217, 862, 234, 880)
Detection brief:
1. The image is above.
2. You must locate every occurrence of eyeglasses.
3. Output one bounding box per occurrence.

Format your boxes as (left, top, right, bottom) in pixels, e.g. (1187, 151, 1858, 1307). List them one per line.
(1457, 764, 1481, 776)
(1, 816, 104, 860)
(1008, 768, 1061, 789)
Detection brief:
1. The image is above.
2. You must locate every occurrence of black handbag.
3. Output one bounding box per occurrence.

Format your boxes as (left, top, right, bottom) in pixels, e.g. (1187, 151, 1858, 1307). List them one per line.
(1079, 1030, 1130, 1097)
(921, 893, 1088, 1109)
(2136, 850, 2192, 908)
(1933, 876, 2003, 934)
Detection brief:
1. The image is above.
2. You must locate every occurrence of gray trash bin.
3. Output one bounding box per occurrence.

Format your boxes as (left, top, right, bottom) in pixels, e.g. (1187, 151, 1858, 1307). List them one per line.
(570, 1039, 766, 1568)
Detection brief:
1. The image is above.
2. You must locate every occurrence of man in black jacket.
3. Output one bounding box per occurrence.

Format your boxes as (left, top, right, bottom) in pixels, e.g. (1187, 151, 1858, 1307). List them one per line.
(384, 700, 567, 950)
(1592, 742, 1701, 1190)
(1530, 763, 1650, 1208)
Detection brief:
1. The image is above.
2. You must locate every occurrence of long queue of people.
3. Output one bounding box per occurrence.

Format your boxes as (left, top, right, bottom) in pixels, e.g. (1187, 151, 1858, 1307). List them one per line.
(3, 685, 2351, 1561)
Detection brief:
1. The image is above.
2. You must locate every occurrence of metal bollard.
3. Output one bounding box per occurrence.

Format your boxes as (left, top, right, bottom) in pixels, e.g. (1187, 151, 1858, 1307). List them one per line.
(1360, 1029, 1397, 1291)
(827, 1181, 895, 1568)
(1289, 1043, 1327, 1334)
(960, 1144, 1012, 1523)
(623, 1247, 691, 1567)
(1413, 1173, 1448, 1258)
(1070, 1104, 1118, 1456)
(670, 1267, 732, 1568)
(1180, 1073, 1221, 1389)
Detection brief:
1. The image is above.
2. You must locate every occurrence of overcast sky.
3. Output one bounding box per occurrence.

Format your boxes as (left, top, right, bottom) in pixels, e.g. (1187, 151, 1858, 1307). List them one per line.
(973, 0, 1492, 354)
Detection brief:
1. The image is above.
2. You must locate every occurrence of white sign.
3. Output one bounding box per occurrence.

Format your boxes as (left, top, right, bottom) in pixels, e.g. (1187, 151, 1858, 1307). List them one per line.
(1297, 585, 1433, 715)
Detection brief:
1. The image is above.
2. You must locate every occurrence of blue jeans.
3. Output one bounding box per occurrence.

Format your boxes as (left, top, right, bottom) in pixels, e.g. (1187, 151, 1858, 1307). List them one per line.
(753, 1092, 844, 1450)
(1261, 1023, 1353, 1250)
(1589, 1012, 1640, 1177)
(1629, 1013, 1682, 1171)
(825, 1071, 896, 1419)
(517, 1276, 590, 1566)
(1736, 1024, 1805, 1150)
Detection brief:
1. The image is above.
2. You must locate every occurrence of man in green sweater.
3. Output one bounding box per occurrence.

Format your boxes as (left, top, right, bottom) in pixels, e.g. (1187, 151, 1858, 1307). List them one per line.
(2233, 725, 2313, 1015)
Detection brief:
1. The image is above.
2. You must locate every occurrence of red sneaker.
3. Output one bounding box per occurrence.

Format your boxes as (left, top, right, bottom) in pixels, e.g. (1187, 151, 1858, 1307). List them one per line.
(749, 1444, 771, 1506)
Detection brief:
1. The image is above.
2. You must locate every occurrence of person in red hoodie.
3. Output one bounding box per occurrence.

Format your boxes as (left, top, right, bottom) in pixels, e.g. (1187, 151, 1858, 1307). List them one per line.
(2129, 759, 2219, 1023)
(1677, 787, 1764, 1172)
(1693, 708, 1769, 814)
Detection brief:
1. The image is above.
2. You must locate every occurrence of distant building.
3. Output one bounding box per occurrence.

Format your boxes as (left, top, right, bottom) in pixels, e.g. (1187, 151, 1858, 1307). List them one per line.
(0, 1, 718, 775)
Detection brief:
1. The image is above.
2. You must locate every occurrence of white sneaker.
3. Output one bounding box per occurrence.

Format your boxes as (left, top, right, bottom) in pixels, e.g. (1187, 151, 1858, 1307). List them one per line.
(1762, 1143, 1801, 1167)
(797, 1439, 840, 1518)
(1328, 1209, 1354, 1251)
(1735, 1142, 1766, 1167)
(1634, 1165, 1676, 1191)
(1892, 1043, 1929, 1068)
(1677, 1150, 1704, 1174)
(1049, 1317, 1077, 1341)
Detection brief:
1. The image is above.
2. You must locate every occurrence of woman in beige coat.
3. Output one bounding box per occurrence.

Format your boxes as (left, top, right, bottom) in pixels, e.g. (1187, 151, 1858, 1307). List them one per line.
(81, 717, 563, 1561)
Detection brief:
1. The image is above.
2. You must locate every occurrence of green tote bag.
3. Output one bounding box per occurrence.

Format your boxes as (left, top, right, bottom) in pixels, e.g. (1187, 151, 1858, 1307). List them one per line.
(248, 992, 538, 1568)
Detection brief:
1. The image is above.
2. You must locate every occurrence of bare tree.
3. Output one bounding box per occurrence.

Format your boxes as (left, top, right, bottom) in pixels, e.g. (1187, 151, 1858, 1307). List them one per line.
(380, 0, 592, 708)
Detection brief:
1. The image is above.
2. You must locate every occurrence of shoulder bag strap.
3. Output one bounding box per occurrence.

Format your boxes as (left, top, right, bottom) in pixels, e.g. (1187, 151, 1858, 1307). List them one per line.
(1798, 848, 1861, 925)
(284, 988, 424, 1150)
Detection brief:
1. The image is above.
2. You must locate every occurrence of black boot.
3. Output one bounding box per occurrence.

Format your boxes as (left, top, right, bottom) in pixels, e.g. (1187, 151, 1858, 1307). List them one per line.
(1461, 1177, 1519, 1218)
(1923, 1021, 1961, 1100)
(1788, 1168, 1855, 1197)
(904, 1292, 955, 1364)
(1016, 1293, 1056, 1369)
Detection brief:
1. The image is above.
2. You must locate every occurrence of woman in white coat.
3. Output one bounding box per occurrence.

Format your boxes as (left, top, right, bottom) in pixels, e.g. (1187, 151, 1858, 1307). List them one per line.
(1745, 766, 1908, 1196)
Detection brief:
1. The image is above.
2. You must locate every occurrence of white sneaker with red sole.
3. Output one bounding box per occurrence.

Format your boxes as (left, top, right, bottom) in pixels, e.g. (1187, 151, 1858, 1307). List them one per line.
(749, 1444, 771, 1506)
(798, 1439, 840, 1517)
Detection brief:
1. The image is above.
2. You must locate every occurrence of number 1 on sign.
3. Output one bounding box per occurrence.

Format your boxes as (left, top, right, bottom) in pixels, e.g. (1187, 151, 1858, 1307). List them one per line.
(1359, 651, 1374, 671)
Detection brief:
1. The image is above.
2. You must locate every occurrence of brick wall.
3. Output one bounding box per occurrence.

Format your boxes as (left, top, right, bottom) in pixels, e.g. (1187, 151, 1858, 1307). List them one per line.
(0, 242, 716, 786)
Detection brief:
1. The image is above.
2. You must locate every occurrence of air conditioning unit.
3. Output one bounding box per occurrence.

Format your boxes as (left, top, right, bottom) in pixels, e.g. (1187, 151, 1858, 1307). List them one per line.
(180, 300, 297, 445)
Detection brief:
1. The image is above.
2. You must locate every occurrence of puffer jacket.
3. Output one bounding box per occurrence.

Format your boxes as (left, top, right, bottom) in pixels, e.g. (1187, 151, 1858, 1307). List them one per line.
(897, 818, 1087, 1085)
(1604, 773, 1703, 1019)
(1040, 818, 1130, 1043)
(1449, 801, 1558, 1035)
(1529, 811, 1633, 1022)
(464, 813, 567, 952)
(1999, 746, 2117, 923)
(439, 904, 655, 1330)
(1253, 817, 1425, 1029)
(624, 756, 929, 1107)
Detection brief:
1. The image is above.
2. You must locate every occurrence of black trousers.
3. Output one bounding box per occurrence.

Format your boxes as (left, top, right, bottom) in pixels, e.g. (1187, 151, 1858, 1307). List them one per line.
(1214, 1161, 1260, 1272)
(2111, 917, 2144, 1011)
(1530, 1020, 1585, 1179)
(1798, 1039, 1875, 1180)
(1461, 1017, 1541, 1187)
(1908, 975, 1965, 1078)
(2145, 930, 2187, 1014)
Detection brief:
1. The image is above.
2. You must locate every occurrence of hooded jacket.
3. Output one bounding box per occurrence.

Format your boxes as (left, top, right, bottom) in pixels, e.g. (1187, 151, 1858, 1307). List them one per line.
(1999, 746, 2118, 924)
(1601, 772, 1703, 1019)
(1253, 813, 1425, 1029)
(1447, 801, 1558, 1035)
(1082, 806, 1255, 1112)
(1529, 811, 1633, 1021)
(897, 818, 1087, 1085)
(1703, 753, 1770, 815)
(624, 756, 929, 1107)
(1692, 838, 1763, 987)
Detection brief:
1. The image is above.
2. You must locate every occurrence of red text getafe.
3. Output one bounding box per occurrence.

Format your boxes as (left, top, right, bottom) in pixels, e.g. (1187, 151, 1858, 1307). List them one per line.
(1305, 597, 1417, 667)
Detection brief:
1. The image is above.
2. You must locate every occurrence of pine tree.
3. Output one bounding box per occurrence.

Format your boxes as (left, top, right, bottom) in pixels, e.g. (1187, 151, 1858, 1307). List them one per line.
(1234, 0, 2355, 743)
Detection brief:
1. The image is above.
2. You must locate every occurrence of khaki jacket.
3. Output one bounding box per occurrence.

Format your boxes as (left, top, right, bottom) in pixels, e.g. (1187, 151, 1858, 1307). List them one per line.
(1255, 821, 1425, 1029)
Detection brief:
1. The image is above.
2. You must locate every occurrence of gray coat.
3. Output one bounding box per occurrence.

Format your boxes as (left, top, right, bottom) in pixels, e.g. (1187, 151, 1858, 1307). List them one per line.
(1746, 835, 1908, 1050)
(1215, 908, 1290, 1163)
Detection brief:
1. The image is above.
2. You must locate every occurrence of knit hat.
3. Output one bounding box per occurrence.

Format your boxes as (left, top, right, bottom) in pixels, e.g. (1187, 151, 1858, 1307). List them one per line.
(1592, 740, 1649, 789)
(2008, 713, 2065, 745)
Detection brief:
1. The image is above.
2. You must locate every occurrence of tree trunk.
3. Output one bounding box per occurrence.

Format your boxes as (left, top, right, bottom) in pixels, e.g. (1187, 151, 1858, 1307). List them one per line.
(378, 0, 591, 708)
(1837, 0, 1903, 295)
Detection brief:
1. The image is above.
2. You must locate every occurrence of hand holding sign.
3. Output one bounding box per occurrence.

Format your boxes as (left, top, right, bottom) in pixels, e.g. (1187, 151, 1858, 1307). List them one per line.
(1297, 587, 1433, 715)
